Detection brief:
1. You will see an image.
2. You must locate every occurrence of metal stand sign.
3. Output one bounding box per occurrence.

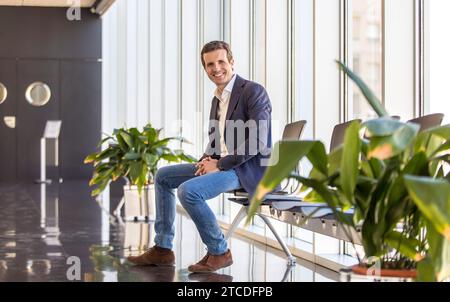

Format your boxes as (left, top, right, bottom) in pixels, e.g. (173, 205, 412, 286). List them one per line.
(35, 121, 62, 185)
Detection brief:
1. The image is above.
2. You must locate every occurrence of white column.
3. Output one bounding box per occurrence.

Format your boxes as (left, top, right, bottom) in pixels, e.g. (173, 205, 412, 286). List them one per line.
(314, 0, 341, 147)
(384, 0, 415, 120)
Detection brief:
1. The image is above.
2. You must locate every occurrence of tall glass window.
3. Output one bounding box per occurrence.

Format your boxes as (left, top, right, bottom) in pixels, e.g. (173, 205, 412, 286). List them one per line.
(426, 0, 450, 124)
(350, 0, 383, 121)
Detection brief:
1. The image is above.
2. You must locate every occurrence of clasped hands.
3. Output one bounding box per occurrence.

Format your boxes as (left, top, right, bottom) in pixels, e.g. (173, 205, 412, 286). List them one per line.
(195, 157, 220, 176)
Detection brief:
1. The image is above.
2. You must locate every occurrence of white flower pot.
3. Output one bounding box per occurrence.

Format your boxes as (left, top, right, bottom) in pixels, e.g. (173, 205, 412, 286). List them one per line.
(123, 184, 155, 221)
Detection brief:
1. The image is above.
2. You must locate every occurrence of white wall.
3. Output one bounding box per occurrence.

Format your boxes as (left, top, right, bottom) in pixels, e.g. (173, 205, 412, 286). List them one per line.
(102, 0, 222, 157)
(102, 0, 448, 152)
(426, 0, 450, 124)
(314, 0, 341, 147)
(384, 0, 415, 120)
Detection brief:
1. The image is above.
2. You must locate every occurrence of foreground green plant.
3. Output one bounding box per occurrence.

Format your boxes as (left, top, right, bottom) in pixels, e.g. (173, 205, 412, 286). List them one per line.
(85, 123, 196, 196)
(248, 61, 450, 281)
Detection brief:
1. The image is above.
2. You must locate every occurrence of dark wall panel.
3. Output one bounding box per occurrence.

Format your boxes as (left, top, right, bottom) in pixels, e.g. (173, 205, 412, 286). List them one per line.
(0, 59, 17, 181)
(17, 60, 60, 180)
(60, 61, 101, 179)
(0, 7, 101, 60)
(0, 7, 101, 181)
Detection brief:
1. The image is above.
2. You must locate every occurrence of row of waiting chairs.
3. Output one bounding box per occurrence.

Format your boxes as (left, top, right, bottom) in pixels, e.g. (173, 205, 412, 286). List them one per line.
(225, 113, 445, 267)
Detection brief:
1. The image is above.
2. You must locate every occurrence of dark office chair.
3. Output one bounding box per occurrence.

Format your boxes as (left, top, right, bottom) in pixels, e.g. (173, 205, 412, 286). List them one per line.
(408, 113, 445, 132)
(330, 120, 362, 152)
(282, 120, 308, 141)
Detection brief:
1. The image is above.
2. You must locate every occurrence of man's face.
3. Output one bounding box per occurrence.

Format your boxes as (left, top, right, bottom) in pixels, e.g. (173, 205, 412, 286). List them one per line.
(203, 49, 234, 89)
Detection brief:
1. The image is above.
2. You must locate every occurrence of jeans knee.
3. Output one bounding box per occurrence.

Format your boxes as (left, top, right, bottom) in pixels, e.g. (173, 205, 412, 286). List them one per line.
(177, 183, 199, 204)
(154, 166, 170, 186)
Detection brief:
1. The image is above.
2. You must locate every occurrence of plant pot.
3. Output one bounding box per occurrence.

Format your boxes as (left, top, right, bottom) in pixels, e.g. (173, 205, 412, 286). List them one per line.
(340, 265, 417, 282)
(123, 184, 155, 222)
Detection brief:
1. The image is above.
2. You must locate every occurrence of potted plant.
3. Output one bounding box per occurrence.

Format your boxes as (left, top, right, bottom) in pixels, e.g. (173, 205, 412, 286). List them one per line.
(84, 123, 196, 221)
(247, 62, 450, 282)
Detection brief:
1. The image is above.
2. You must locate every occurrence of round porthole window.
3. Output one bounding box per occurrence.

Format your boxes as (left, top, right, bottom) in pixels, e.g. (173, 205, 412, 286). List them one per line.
(0, 82, 7, 104)
(25, 82, 51, 107)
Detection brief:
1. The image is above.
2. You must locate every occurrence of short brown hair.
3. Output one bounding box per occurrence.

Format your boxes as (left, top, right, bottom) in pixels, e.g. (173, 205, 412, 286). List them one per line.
(201, 41, 234, 68)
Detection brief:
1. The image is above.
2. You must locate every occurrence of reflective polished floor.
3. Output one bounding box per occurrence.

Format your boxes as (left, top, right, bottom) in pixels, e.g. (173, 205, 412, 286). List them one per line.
(0, 181, 339, 282)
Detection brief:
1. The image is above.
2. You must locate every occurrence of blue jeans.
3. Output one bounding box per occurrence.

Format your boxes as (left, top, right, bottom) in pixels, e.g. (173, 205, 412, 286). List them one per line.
(154, 164, 242, 255)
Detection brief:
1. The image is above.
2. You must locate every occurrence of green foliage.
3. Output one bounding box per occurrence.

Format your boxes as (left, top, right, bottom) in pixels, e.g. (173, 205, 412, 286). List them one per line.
(247, 62, 450, 281)
(85, 123, 196, 197)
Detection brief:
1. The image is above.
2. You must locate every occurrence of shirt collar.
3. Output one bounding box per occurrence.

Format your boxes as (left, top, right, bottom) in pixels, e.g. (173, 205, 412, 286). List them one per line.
(214, 74, 236, 102)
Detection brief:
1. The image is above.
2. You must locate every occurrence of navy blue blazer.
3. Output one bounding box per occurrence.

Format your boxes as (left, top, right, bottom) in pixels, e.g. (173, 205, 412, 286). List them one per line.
(201, 75, 274, 197)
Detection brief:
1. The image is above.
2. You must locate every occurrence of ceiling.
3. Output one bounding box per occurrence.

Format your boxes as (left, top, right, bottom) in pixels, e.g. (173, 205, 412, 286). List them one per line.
(0, 0, 96, 7)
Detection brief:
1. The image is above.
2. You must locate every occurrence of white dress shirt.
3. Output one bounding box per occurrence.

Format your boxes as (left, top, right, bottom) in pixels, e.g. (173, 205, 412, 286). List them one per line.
(214, 74, 237, 157)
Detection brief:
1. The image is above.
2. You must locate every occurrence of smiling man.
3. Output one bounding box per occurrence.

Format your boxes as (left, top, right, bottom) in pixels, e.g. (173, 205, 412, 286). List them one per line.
(127, 41, 274, 273)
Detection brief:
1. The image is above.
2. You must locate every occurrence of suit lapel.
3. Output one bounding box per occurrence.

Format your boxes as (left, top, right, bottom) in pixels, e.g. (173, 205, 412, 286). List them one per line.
(226, 75, 246, 121)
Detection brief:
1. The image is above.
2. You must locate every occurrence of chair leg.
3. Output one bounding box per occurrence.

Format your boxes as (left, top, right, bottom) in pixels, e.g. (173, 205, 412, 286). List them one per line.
(281, 264, 294, 282)
(257, 214, 296, 266)
(225, 206, 248, 241)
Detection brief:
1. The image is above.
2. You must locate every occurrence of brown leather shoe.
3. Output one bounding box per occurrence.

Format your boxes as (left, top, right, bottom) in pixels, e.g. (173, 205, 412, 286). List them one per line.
(188, 250, 233, 273)
(127, 246, 175, 266)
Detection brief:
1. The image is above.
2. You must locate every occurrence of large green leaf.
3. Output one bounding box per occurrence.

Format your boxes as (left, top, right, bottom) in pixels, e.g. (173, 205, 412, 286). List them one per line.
(162, 153, 181, 162)
(97, 136, 114, 148)
(306, 141, 328, 177)
(174, 150, 197, 163)
(91, 179, 109, 197)
(129, 128, 140, 138)
(124, 152, 141, 160)
(362, 160, 399, 256)
(143, 154, 157, 167)
(417, 221, 450, 282)
(404, 175, 450, 241)
(136, 162, 149, 194)
(303, 189, 326, 203)
(361, 219, 385, 257)
(340, 120, 361, 203)
(414, 124, 450, 154)
(417, 257, 436, 282)
(423, 124, 450, 140)
(432, 140, 450, 157)
(89, 167, 114, 186)
(364, 118, 407, 137)
(385, 231, 424, 262)
(119, 131, 134, 148)
(403, 151, 428, 175)
(144, 124, 159, 144)
(129, 161, 143, 184)
(367, 123, 420, 160)
(93, 162, 113, 174)
(93, 148, 120, 163)
(336, 61, 389, 117)
(328, 147, 343, 176)
(152, 137, 176, 148)
(84, 153, 97, 164)
(246, 141, 320, 223)
(361, 157, 385, 179)
(138, 135, 149, 144)
(115, 132, 128, 151)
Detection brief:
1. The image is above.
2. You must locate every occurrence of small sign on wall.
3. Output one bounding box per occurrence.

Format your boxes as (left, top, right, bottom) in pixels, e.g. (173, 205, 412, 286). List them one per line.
(44, 120, 62, 139)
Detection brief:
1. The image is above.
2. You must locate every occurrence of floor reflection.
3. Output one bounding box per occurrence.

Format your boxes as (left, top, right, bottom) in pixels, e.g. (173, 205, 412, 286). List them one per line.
(188, 272, 233, 283)
(0, 181, 339, 282)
